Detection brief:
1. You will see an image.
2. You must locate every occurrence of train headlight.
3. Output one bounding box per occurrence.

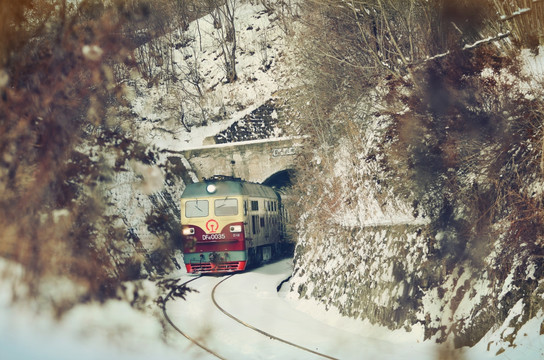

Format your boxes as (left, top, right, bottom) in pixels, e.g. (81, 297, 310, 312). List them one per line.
(206, 184, 217, 194)
(230, 225, 242, 233)
(182, 227, 195, 235)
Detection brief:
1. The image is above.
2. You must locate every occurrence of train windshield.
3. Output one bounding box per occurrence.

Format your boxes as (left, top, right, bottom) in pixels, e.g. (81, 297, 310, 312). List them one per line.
(215, 198, 238, 216)
(185, 200, 209, 218)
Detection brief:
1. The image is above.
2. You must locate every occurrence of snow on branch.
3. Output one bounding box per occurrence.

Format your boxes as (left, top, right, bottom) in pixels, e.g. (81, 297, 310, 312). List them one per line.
(409, 32, 511, 68)
(500, 7, 532, 21)
(462, 32, 511, 50)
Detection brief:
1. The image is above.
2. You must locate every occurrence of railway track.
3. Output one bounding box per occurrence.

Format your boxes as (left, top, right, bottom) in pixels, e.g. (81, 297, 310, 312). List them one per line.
(211, 275, 339, 360)
(162, 272, 338, 359)
(161, 275, 228, 360)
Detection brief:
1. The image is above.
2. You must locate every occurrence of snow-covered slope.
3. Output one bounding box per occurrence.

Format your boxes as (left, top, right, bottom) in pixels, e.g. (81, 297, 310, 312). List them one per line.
(3, 257, 543, 359)
(124, 2, 296, 151)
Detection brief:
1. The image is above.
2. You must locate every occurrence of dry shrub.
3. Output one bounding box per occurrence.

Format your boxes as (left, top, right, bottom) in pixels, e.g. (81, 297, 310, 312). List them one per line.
(0, 1, 157, 310)
(388, 44, 544, 266)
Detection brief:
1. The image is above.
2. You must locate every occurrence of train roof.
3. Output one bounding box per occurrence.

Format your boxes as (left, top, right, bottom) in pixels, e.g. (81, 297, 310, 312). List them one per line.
(181, 179, 278, 199)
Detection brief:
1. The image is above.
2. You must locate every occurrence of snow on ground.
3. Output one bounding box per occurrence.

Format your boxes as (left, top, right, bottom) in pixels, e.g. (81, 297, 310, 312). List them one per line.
(0, 260, 181, 360)
(2, 258, 543, 359)
(190, 260, 435, 360)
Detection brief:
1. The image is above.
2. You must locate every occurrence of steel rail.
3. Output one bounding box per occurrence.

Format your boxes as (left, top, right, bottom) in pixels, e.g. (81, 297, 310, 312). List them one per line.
(162, 275, 227, 360)
(211, 275, 339, 360)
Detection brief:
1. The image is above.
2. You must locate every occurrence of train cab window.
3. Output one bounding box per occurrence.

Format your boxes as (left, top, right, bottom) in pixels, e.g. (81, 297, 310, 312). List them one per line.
(185, 200, 209, 218)
(215, 198, 238, 216)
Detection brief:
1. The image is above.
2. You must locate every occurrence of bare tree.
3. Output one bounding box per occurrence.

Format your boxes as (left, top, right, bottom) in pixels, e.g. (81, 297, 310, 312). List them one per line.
(205, 0, 239, 83)
(296, 0, 499, 86)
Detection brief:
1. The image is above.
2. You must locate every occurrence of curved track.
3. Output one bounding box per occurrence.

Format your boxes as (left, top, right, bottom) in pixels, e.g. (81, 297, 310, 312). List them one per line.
(211, 275, 339, 360)
(162, 276, 227, 360)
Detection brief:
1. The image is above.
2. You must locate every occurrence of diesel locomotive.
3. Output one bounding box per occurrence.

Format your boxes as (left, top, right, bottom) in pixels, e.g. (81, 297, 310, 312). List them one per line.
(181, 176, 283, 273)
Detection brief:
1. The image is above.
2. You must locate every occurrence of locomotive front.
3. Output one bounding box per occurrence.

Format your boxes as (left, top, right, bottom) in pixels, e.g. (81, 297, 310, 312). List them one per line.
(181, 180, 247, 273)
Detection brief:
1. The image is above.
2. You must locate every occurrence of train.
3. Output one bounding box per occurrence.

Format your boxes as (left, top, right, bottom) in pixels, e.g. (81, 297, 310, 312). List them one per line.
(181, 175, 284, 274)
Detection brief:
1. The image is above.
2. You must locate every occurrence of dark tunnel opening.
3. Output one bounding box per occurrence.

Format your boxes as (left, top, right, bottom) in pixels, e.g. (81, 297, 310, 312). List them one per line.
(262, 169, 296, 257)
(262, 169, 295, 189)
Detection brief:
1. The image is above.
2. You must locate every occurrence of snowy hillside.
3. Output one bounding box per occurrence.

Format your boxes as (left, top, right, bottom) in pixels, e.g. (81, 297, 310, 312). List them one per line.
(3, 257, 543, 360)
(124, 2, 296, 150)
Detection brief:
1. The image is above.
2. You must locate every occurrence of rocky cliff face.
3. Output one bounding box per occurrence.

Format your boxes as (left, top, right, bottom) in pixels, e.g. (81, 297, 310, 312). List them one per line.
(291, 224, 430, 328)
(290, 219, 544, 348)
(286, 50, 544, 349)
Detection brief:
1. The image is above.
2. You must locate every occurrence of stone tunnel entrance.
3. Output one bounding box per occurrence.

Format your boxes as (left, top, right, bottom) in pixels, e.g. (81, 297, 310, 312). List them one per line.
(180, 137, 302, 184)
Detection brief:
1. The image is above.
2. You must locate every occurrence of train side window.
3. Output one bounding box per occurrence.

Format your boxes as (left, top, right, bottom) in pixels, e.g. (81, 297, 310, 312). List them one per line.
(251, 200, 259, 211)
(215, 198, 238, 216)
(252, 215, 259, 234)
(244, 201, 248, 216)
(185, 200, 209, 218)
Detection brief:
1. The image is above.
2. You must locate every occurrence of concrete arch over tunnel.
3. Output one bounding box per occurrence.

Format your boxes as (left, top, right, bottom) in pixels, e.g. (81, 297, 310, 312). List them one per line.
(178, 137, 303, 184)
